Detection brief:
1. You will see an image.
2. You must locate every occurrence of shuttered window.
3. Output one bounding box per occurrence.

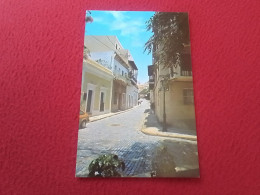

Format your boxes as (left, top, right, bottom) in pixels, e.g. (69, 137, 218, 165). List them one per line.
(183, 89, 194, 104)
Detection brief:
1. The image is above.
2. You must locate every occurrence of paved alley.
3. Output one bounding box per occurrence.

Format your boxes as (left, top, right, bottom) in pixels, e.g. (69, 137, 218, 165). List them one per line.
(76, 100, 199, 177)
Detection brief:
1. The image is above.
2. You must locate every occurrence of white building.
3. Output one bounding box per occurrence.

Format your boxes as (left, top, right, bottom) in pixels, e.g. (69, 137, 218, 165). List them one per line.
(126, 60, 138, 108)
(84, 36, 138, 112)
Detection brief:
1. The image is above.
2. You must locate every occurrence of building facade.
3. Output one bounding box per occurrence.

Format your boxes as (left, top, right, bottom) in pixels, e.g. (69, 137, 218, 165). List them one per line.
(149, 44, 196, 130)
(80, 57, 113, 116)
(84, 35, 138, 112)
(126, 60, 138, 108)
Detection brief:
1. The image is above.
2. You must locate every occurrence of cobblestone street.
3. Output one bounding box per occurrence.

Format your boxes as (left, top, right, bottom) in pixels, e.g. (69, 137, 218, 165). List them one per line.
(76, 100, 199, 177)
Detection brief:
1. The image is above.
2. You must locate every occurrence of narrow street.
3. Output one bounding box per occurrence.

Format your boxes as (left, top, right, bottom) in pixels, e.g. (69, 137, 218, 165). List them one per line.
(76, 100, 199, 177)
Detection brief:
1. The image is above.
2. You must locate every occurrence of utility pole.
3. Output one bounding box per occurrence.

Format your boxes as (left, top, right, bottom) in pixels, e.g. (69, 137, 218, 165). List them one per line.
(161, 76, 169, 132)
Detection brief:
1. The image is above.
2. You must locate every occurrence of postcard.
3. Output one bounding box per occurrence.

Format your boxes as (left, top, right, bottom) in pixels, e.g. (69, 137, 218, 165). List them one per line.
(76, 10, 199, 177)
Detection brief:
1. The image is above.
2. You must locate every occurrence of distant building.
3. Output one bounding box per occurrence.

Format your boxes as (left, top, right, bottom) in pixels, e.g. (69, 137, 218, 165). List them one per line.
(137, 82, 149, 98)
(126, 60, 138, 108)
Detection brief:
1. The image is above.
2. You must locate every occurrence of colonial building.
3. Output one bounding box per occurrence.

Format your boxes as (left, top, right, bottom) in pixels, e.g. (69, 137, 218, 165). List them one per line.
(84, 35, 138, 112)
(126, 60, 138, 108)
(80, 54, 113, 116)
(149, 44, 196, 130)
(111, 51, 129, 111)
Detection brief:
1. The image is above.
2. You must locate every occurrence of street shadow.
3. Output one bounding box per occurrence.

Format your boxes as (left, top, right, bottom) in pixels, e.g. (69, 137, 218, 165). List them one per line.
(112, 141, 155, 177)
(143, 110, 197, 136)
(111, 139, 199, 178)
(76, 139, 199, 178)
(150, 139, 199, 178)
(143, 110, 162, 130)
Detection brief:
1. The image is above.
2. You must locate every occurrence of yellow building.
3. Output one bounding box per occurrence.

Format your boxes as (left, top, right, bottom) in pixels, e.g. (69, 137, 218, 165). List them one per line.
(80, 58, 113, 116)
(151, 46, 196, 131)
(154, 73, 196, 130)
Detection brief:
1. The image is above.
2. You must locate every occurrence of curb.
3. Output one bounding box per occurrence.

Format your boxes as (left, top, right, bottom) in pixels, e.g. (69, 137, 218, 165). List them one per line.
(141, 127, 197, 141)
(89, 106, 138, 123)
(140, 113, 197, 141)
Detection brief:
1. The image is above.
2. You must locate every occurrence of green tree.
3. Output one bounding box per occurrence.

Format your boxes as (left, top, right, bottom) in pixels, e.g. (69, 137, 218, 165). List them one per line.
(144, 12, 190, 69)
(88, 154, 125, 177)
(85, 11, 93, 23)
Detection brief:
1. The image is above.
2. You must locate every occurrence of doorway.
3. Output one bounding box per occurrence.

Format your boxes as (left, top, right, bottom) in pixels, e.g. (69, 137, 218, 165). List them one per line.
(86, 90, 93, 113)
(100, 92, 105, 112)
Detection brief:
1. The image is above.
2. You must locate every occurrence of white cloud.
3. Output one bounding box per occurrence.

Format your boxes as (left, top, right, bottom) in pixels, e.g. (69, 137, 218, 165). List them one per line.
(106, 11, 146, 47)
(107, 11, 129, 20)
(91, 16, 103, 23)
(88, 11, 148, 48)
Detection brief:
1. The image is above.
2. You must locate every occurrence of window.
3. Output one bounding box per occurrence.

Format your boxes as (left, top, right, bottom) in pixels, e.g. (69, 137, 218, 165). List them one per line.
(180, 54, 192, 76)
(122, 71, 124, 76)
(86, 90, 93, 112)
(183, 89, 194, 104)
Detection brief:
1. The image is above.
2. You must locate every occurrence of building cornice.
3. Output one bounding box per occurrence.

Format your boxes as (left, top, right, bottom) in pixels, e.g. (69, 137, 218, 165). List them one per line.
(169, 76, 193, 82)
(83, 59, 114, 80)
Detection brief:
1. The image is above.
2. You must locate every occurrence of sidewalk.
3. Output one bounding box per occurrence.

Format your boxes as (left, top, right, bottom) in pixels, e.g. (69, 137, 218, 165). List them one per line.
(89, 107, 136, 122)
(141, 110, 197, 141)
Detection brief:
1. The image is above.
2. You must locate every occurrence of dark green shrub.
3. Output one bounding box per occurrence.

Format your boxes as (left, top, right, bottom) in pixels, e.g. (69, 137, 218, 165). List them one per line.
(88, 154, 125, 177)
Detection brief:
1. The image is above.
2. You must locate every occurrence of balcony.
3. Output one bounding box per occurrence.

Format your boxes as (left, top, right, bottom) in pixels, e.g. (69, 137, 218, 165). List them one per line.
(180, 70, 192, 76)
(113, 72, 129, 85)
(148, 76, 154, 90)
(128, 72, 137, 85)
(130, 76, 137, 85)
(169, 66, 193, 82)
(149, 75, 154, 82)
(175, 53, 192, 77)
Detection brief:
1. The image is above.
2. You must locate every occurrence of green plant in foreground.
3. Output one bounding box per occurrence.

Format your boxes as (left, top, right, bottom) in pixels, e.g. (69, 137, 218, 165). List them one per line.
(88, 154, 125, 177)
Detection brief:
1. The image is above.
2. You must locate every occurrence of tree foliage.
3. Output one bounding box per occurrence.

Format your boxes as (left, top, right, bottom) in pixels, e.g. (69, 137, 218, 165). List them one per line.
(88, 154, 125, 177)
(144, 12, 190, 69)
(85, 11, 93, 23)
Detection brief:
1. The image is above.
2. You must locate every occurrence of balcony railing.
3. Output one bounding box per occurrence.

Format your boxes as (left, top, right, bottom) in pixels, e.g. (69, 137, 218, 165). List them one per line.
(114, 72, 129, 83)
(181, 70, 192, 76)
(131, 76, 137, 83)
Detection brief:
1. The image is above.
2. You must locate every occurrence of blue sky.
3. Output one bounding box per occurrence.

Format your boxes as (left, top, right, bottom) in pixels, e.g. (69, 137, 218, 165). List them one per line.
(84, 11, 155, 84)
